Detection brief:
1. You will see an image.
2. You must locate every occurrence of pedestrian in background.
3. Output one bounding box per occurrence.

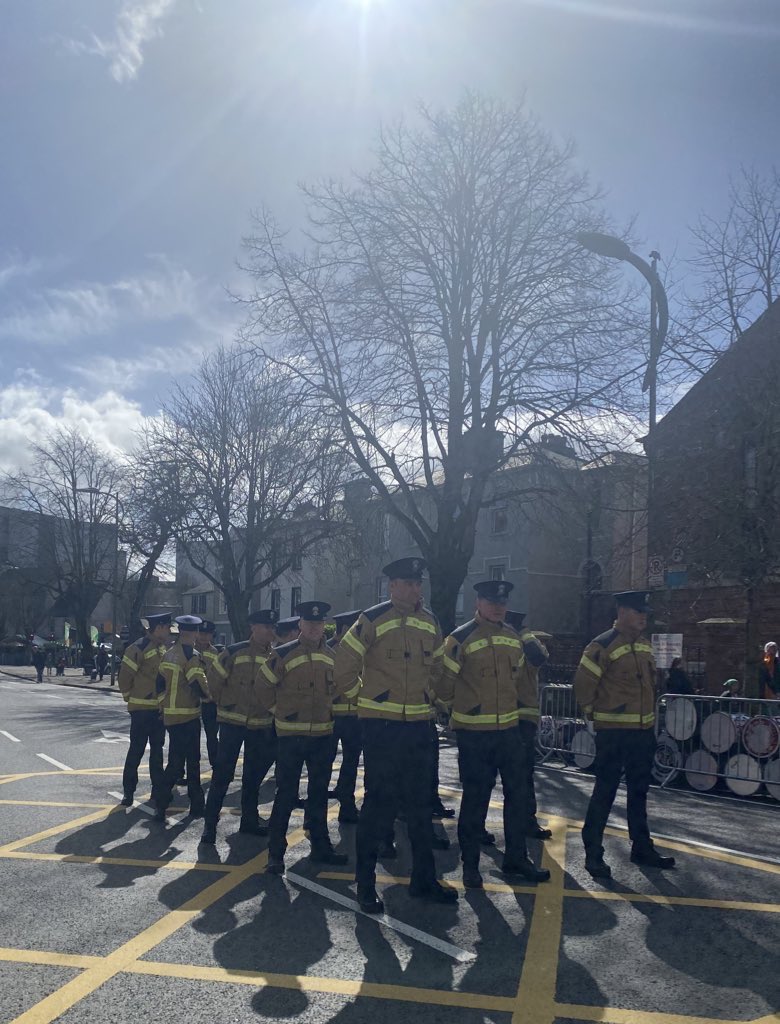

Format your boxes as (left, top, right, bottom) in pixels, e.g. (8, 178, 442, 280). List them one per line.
(31, 646, 45, 683)
(760, 642, 780, 700)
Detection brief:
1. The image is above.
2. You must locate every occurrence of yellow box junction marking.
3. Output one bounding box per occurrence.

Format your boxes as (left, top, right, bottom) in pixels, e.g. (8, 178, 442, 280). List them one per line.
(1, 770, 778, 1024)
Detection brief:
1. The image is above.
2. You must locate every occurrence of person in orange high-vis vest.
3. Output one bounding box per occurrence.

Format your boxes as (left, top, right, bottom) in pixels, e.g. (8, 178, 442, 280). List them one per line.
(574, 591, 674, 879)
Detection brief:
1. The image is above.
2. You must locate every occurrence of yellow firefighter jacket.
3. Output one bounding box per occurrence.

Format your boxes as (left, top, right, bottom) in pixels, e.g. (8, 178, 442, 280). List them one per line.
(118, 636, 168, 714)
(262, 636, 353, 737)
(334, 599, 443, 722)
(439, 614, 528, 730)
(328, 634, 358, 718)
(210, 638, 274, 730)
(197, 644, 220, 705)
(574, 624, 656, 730)
(515, 629, 549, 719)
(156, 641, 210, 726)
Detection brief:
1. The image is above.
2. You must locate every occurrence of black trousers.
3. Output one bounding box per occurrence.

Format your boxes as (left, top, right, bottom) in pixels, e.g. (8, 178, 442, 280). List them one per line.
(330, 716, 361, 805)
(517, 720, 541, 828)
(269, 734, 332, 858)
(429, 719, 443, 805)
(582, 728, 655, 855)
(159, 719, 204, 811)
(457, 727, 529, 868)
(205, 722, 276, 827)
(201, 701, 220, 769)
(122, 710, 165, 799)
(356, 719, 435, 890)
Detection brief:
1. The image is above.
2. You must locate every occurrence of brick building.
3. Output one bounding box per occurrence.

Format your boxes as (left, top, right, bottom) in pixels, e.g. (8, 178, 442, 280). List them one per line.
(647, 297, 780, 693)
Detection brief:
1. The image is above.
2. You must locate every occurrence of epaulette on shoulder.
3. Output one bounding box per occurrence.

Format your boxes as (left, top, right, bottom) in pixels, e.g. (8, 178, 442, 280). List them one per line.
(227, 640, 250, 655)
(182, 643, 195, 658)
(362, 601, 393, 622)
(327, 636, 339, 649)
(450, 620, 478, 643)
(593, 628, 619, 649)
(276, 638, 301, 658)
(136, 636, 150, 651)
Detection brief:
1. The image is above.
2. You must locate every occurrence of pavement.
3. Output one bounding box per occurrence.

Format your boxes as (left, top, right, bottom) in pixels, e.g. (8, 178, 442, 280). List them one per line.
(0, 668, 778, 1024)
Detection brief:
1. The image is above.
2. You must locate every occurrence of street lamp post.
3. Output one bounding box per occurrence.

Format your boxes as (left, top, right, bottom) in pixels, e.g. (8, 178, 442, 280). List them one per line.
(76, 487, 122, 685)
(575, 231, 669, 580)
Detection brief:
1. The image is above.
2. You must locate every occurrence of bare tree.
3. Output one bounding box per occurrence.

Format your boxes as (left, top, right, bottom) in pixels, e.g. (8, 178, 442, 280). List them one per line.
(679, 165, 780, 371)
(1, 428, 123, 662)
(146, 345, 348, 638)
(239, 94, 644, 631)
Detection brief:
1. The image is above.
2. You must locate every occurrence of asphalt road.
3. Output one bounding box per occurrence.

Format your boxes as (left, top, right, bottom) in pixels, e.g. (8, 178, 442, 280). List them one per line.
(0, 671, 778, 1024)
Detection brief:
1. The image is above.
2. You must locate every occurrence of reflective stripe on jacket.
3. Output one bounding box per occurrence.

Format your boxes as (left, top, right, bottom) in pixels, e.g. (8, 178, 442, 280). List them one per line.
(328, 634, 358, 717)
(514, 629, 549, 720)
(117, 636, 167, 713)
(334, 600, 443, 722)
(262, 638, 346, 736)
(212, 639, 274, 730)
(573, 625, 656, 730)
(439, 615, 528, 731)
(156, 642, 210, 726)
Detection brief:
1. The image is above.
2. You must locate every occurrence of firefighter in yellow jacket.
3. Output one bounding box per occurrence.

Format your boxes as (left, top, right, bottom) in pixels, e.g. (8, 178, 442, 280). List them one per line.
(335, 557, 457, 913)
(574, 590, 675, 878)
(327, 609, 363, 823)
(200, 608, 279, 844)
(504, 608, 552, 840)
(194, 619, 220, 770)
(440, 581, 550, 889)
(263, 601, 355, 873)
(154, 615, 211, 821)
(117, 612, 171, 807)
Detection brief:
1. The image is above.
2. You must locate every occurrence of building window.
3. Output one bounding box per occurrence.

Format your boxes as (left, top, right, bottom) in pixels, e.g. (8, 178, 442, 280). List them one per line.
(491, 507, 508, 534)
(219, 592, 227, 616)
(456, 589, 464, 615)
(190, 593, 207, 615)
(270, 589, 281, 614)
(490, 564, 505, 581)
(291, 547, 302, 571)
(290, 586, 301, 615)
(382, 515, 391, 551)
(376, 576, 388, 602)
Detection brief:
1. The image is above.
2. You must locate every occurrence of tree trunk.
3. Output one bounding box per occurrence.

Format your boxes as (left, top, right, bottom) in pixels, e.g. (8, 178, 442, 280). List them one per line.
(427, 544, 472, 636)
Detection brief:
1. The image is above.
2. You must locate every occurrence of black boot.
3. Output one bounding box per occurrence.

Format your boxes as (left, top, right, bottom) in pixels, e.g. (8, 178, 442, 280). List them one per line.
(357, 886, 384, 914)
(527, 824, 553, 840)
(585, 852, 612, 879)
(311, 846, 349, 866)
(378, 840, 397, 860)
(480, 829, 496, 846)
(200, 824, 216, 845)
(409, 880, 459, 904)
(338, 803, 359, 824)
(502, 857, 551, 883)
(432, 802, 455, 819)
(266, 854, 285, 874)
(120, 792, 133, 807)
(239, 819, 268, 836)
(431, 834, 450, 850)
(462, 866, 483, 889)
(631, 846, 676, 869)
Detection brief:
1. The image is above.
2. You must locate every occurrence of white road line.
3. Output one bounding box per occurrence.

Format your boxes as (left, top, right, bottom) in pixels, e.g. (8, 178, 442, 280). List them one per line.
(36, 753, 73, 771)
(606, 822, 780, 867)
(0, 730, 20, 742)
(108, 791, 156, 817)
(285, 871, 475, 962)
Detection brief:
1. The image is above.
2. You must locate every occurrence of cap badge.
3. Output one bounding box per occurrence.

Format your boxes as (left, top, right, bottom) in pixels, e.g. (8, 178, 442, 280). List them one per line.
(312, 605, 319, 615)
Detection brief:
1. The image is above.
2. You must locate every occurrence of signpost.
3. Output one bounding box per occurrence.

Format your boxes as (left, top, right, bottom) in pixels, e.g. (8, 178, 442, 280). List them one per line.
(648, 555, 665, 588)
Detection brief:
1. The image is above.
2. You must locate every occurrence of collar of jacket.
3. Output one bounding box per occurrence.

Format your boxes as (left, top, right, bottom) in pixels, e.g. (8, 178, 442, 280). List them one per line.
(298, 636, 328, 654)
(390, 596, 420, 617)
(474, 610, 507, 631)
(613, 621, 646, 644)
(248, 638, 272, 656)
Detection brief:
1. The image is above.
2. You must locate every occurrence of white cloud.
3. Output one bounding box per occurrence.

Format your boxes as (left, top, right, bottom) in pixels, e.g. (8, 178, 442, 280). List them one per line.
(0, 376, 153, 472)
(0, 257, 233, 347)
(0, 253, 42, 291)
(68, 0, 179, 83)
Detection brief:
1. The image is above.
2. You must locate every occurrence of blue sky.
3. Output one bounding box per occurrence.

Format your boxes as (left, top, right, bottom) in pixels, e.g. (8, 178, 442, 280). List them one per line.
(1, 0, 779, 468)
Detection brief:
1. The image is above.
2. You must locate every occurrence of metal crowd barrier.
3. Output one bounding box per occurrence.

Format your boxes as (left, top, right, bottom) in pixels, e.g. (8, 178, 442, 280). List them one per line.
(655, 693, 780, 800)
(537, 684, 596, 769)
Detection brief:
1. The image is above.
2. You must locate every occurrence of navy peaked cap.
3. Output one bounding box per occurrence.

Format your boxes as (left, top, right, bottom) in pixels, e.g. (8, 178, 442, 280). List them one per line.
(248, 609, 279, 625)
(474, 579, 514, 603)
(614, 590, 651, 612)
(296, 601, 331, 622)
(382, 557, 426, 580)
